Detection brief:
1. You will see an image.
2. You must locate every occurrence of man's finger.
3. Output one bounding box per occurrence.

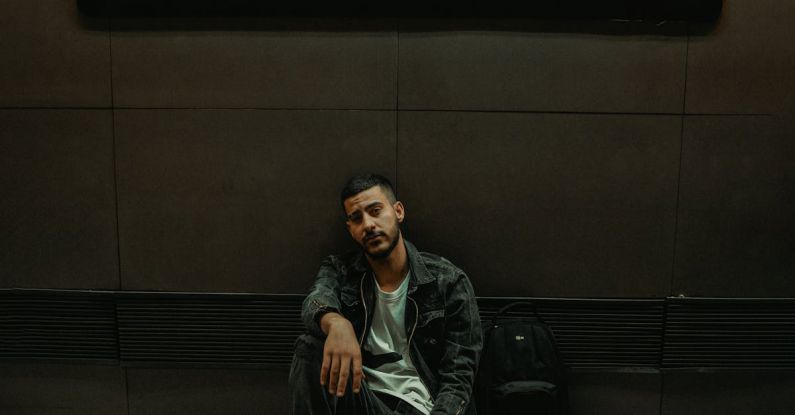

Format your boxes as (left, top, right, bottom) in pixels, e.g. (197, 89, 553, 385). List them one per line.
(328, 356, 341, 395)
(351, 353, 363, 394)
(336, 356, 351, 397)
(320, 352, 330, 386)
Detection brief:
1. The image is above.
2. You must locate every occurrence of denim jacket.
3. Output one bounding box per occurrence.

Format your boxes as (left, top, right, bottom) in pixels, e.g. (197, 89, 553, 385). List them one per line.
(301, 239, 483, 415)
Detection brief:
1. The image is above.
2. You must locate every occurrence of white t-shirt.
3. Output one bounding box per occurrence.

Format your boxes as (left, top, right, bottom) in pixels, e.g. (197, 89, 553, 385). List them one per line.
(363, 272, 434, 415)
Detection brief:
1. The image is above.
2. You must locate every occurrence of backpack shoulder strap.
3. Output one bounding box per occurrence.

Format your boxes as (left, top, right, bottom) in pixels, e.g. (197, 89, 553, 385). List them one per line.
(491, 301, 539, 324)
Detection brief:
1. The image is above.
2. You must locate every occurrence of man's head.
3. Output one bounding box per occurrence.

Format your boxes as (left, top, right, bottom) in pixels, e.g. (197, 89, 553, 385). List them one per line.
(340, 174, 404, 260)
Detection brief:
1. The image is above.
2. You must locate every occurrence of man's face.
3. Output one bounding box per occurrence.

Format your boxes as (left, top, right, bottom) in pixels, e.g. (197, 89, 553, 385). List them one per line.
(343, 185, 404, 260)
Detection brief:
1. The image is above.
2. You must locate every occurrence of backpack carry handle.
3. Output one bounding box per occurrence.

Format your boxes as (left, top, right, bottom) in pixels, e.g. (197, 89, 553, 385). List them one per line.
(491, 301, 539, 324)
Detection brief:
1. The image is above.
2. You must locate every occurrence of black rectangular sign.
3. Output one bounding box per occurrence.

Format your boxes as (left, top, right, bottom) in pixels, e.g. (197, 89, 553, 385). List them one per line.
(78, 0, 722, 22)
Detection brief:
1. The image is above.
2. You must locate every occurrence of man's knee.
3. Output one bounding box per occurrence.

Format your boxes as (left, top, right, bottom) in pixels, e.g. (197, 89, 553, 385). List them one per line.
(293, 333, 325, 361)
(289, 334, 325, 389)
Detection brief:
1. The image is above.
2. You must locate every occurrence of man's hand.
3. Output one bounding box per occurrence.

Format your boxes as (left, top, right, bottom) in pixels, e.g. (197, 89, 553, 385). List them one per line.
(319, 313, 363, 397)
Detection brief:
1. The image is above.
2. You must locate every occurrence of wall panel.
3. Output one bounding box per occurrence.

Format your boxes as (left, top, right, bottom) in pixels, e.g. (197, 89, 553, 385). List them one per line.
(111, 20, 398, 109)
(115, 109, 395, 293)
(0, 110, 118, 289)
(674, 116, 795, 297)
(397, 111, 680, 297)
(127, 368, 289, 415)
(685, 0, 795, 115)
(398, 20, 686, 113)
(0, 0, 111, 107)
(0, 363, 127, 415)
(568, 371, 661, 415)
(662, 372, 795, 415)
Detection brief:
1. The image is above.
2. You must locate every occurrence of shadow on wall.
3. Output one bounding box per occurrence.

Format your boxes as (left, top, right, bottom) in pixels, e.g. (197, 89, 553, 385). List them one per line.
(76, 0, 722, 34)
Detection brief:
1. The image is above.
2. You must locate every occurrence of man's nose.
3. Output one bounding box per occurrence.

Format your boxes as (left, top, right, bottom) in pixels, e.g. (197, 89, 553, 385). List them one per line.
(362, 214, 376, 230)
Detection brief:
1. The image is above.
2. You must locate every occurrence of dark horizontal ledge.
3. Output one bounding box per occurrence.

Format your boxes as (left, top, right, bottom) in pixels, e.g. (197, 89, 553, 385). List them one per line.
(4, 290, 795, 370)
(77, 0, 722, 22)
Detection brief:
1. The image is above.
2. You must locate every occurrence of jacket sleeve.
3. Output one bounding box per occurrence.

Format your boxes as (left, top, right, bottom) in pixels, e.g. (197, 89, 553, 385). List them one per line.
(430, 272, 483, 415)
(301, 255, 344, 339)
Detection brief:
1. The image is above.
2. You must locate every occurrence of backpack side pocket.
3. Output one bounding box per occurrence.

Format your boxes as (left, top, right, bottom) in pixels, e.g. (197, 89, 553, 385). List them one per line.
(492, 380, 558, 415)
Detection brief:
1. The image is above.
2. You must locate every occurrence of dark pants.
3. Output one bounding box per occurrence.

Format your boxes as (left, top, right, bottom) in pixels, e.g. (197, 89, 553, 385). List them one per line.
(289, 334, 425, 415)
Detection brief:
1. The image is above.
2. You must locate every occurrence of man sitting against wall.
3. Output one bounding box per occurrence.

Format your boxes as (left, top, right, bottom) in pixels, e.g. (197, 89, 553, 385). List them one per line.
(289, 174, 482, 415)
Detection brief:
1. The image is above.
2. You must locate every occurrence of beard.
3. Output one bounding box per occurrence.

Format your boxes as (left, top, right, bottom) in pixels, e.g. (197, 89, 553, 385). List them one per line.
(362, 226, 401, 260)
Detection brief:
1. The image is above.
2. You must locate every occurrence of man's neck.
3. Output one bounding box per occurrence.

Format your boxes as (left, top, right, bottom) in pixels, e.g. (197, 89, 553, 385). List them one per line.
(367, 237, 409, 292)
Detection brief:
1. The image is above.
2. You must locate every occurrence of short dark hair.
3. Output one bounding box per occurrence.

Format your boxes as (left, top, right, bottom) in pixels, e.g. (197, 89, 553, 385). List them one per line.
(340, 174, 397, 209)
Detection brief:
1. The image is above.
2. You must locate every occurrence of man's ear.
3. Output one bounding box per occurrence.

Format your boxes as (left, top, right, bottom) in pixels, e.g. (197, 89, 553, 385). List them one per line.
(394, 201, 405, 223)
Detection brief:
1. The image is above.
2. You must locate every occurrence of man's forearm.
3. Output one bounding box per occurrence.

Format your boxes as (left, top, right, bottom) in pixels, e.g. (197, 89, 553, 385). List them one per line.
(301, 256, 345, 338)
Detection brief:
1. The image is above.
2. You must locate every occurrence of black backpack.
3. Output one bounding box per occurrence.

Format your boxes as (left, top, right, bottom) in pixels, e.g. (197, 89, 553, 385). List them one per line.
(475, 302, 569, 415)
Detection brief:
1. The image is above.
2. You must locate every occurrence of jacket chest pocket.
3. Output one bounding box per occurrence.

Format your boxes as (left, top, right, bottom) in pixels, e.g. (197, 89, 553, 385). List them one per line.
(417, 309, 444, 328)
(416, 309, 445, 363)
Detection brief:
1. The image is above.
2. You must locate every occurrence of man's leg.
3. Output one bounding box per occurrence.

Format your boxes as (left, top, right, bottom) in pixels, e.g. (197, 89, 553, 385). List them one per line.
(289, 333, 333, 414)
(289, 333, 394, 415)
(391, 400, 426, 415)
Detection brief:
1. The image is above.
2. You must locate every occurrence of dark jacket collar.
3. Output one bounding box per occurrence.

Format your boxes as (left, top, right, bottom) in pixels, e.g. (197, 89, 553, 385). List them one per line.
(350, 238, 435, 286)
